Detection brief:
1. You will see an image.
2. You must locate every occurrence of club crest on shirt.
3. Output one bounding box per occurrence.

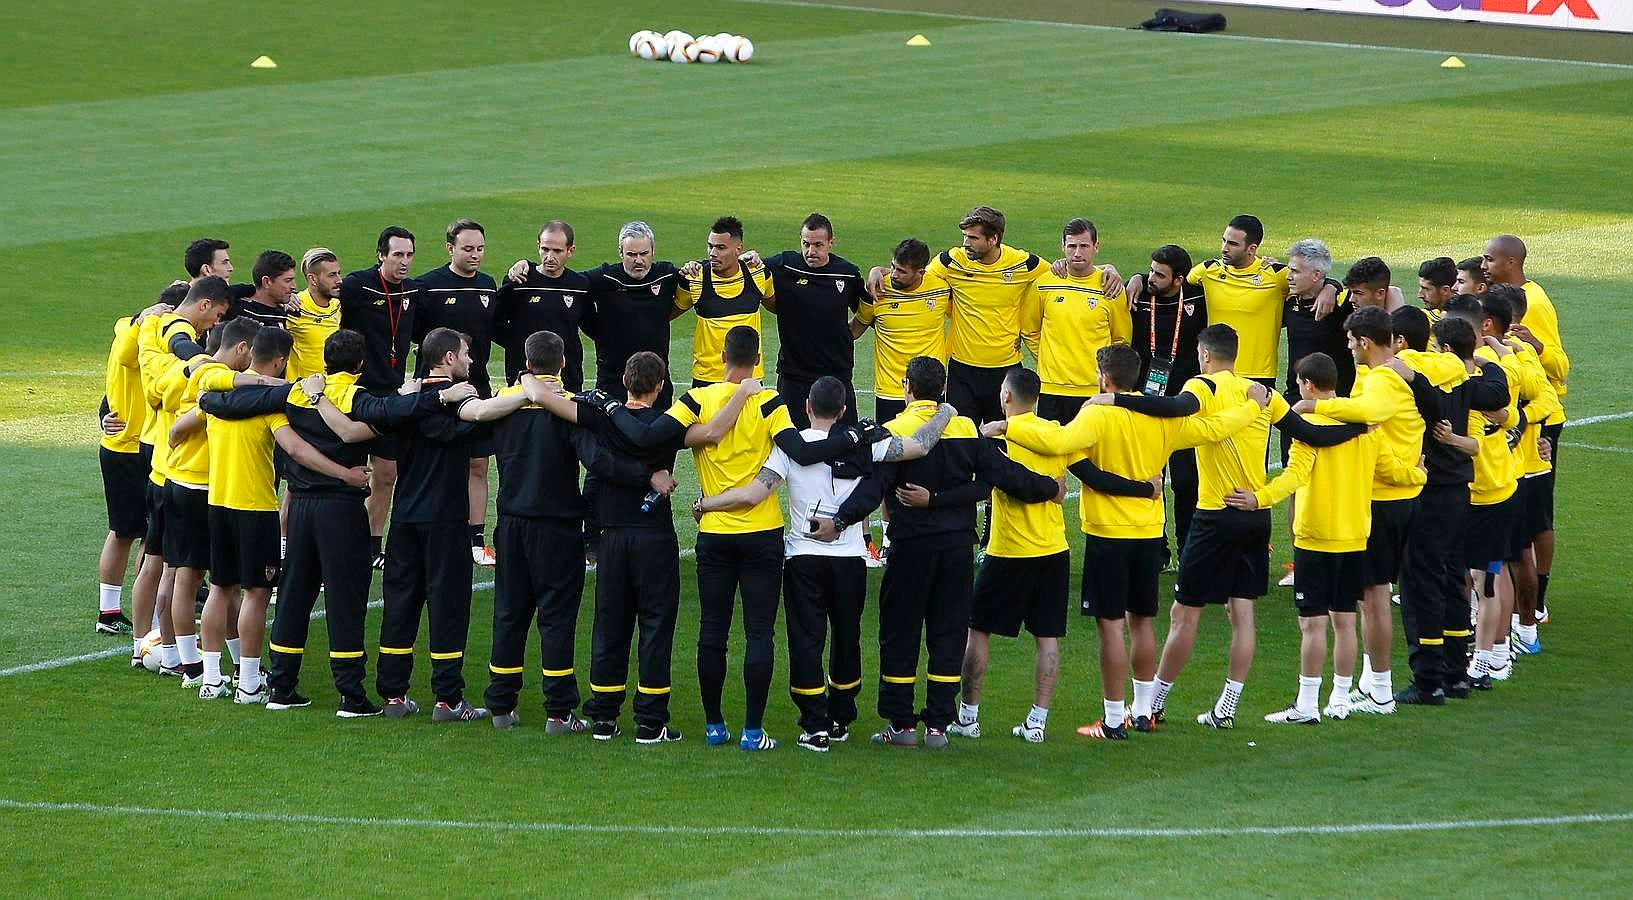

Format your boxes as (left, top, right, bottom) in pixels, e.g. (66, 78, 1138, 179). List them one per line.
(402, 298, 411, 311)
(833, 279, 845, 292)
(265, 565, 281, 583)
(1251, 274, 1263, 285)
(925, 299, 937, 310)
(1184, 302, 1196, 316)
(649, 284, 661, 295)
(1086, 296, 1099, 309)
(480, 294, 491, 308)
(563, 296, 574, 308)
(1003, 271, 1014, 282)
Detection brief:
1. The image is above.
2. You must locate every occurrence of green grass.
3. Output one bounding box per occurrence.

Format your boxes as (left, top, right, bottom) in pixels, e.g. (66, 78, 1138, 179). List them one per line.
(3, 0, 1632, 893)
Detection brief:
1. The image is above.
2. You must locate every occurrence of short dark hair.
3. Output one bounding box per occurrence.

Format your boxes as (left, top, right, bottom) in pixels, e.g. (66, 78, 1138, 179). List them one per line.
(1456, 257, 1488, 286)
(156, 281, 191, 308)
(1096, 345, 1142, 392)
(538, 220, 574, 246)
(723, 325, 759, 367)
(1197, 323, 1238, 361)
(446, 219, 484, 244)
(184, 276, 232, 306)
(421, 327, 467, 368)
(904, 356, 946, 401)
(710, 216, 744, 241)
(1227, 214, 1264, 247)
(1481, 285, 1518, 332)
(324, 329, 366, 374)
(524, 330, 565, 375)
(251, 250, 296, 289)
(1062, 218, 1097, 243)
(1344, 305, 1394, 347)
(623, 351, 666, 397)
(251, 324, 294, 364)
(217, 317, 260, 353)
(800, 213, 833, 239)
(959, 206, 1005, 239)
(1445, 293, 1484, 328)
(1295, 352, 1338, 392)
(1493, 282, 1528, 321)
(184, 238, 229, 277)
(1391, 306, 1431, 352)
(1002, 366, 1041, 406)
(808, 375, 847, 418)
(1151, 244, 1193, 280)
(1344, 256, 1391, 290)
(376, 226, 415, 256)
(1433, 316, 1478, 360)
(893, 238, 930, 270)
(1418, 256, 1457, 288)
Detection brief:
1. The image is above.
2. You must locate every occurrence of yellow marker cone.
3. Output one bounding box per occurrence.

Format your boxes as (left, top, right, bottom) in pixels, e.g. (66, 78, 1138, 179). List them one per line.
(250, 55, 278, 69)
(1440, 56, 1465, 69)
(906, 34, 931, 47)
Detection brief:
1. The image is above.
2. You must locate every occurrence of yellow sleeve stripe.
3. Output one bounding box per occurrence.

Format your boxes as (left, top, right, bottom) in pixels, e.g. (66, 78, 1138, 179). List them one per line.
(637, 684, 671, 695)
(329, 650, 364, 659)
(268, 642, 304, 655)
(880, 674, 916, 684)
(789, 685, 826, 696)
(590, 682, 627, 693)
(827, 677, 861, 691)
(1418, 637, 1445, 646)
(1444, 629, 1473, 638)
(489, 664, 525, 675)
(429, 650, 463, 660)
(541, 666, 575, 677)
(926, 673, 962, 684)
(378, 645, 414, 655)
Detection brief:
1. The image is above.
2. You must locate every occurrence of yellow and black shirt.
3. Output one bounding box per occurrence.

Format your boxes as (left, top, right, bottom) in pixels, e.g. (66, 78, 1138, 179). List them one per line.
(1021, 266, 1132, 397)
(205, 407, 290, 512)
(1257, 420, 1424, 553)
(286, 289, 342, 382)
(664, 383, 794, 534)
(1313, 362, 1426, 502)
(674, 263, 774, 384)
(928, 245, 1046, 368)
(164, 360, 236, 487)
(854, 272, 950, 400)
(1183, 371, 1290, 510)
(1185, 257, 1289, 379)
(102, 317, 146, 455)
(1520, 280, 1568, 413)
(986, 412, 1071, 558)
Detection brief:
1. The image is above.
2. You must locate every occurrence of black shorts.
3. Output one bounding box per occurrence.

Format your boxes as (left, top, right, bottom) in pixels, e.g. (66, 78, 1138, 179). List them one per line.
(369, 431, 399, 462)
(100, 445, 151, 539)
(1364, 497, 1418, 586)
(874, 396, 907, 424)
(162, 481, 211, 570)
(970, 551, 1069, 637)
(1541, 421, 1563, 473)
(208, 506, 281, 589)
(1037, 394, 1088, 426)
(1176, 508, 1271, 606)
(1080, 535, 1166, 620)
(946, 359, 1010, 425)
(1465, 495, 1522, 569)
(1517, 474, 1552, 541)
(1293, 547, 1365, 617)
(142, 479, 167, 557)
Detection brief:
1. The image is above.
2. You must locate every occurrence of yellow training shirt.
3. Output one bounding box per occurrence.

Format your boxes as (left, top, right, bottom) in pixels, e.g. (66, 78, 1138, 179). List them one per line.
(1183, 371, 1290, 510)
(855, 273, 950, 400)
(928, 245, 1045, 368)
(986, 412, 1070, 558)
(138, 315, 197, 485)
(1469, 345, 1522, 506)
(1520, 280, 1568, 413)
(164, 361, 236, 486)
(206, 408, 290, 512)
(1257, 421, 1424, 553)
(1185, 257, 1289, 379)
(1022, 267, 1132, 397)
(1507, 340, 1562, 477)
(674, 264, 774, 384)
(1312, 362, 1426, 501)
(666, 382, 794, 535)
(287, 289, 342, 381)
(102, 317, 146, 454)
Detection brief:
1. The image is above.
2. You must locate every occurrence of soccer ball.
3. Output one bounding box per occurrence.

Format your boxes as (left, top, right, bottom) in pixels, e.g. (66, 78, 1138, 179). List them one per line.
(727, 36, 754, 64)
(138, 628, 162, 672)
(633, 33, 668, 61)
(694, 35, 723, 64)
(629, 30, 654, 53)
(669, 38, 701, 64)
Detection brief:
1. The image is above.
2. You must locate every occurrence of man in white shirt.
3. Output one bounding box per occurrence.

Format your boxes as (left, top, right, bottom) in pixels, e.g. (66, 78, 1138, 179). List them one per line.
(694, 376, 954, 751)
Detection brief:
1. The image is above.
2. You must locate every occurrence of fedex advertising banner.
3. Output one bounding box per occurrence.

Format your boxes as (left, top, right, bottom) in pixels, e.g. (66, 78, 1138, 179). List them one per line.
(1208, 0, 1633, 33)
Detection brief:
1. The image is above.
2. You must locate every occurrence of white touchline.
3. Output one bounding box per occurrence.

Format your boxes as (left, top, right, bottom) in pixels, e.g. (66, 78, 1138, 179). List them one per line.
(1562, 441, 1633, 455)
(1, 798, 1629, 839)
(1566, 411, 1633, 427)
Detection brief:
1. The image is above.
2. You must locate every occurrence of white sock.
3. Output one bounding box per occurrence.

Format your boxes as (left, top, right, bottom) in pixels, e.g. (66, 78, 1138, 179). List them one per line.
(161, 643, 179, 668)
(1494, 641, 1511, 668)
(225, 637, 242, 666)
(1332, 674, 1353, 706)
(1131, 679, 1155, 719)
(1359, 655, 1376, 694)
(1518, 623, 1538, 644)
(151, 609, 161, 631)
(1026, 704, 1048, 728)
(959, 701, 979, 723)
(1470, 649, 1491, 678)
(1154, 678, 1174, 711)
(1296, 675, 1321, 715)
(880, 524, 891, 549)
(132, 635, 143, 657)
(1104, 699, 1126, 729)
(1372, 669, 1393, 701)
(1510, 612, 1521, 631)
(98, 583, 123, 614)
(201, 650, 221, 684)
(1215, 679, 1244, 719)
(177, 634, 200, 665)
(239, 656, 261, 691)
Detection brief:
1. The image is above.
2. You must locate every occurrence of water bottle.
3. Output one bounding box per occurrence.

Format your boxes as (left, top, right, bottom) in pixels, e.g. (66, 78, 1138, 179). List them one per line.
(640, 490, 663, 514)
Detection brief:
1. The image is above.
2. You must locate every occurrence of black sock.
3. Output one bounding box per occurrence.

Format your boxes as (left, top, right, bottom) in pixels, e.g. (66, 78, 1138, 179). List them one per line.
(1537, 573, 1550, 609)
(470, 524, 484, 549)
(370, 535, 383, 559)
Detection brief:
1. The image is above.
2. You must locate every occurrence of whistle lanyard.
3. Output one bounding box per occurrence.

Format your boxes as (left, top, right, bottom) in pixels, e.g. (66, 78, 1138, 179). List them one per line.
(1149, 288, 1184, 361)
(380, 272, 403, 368)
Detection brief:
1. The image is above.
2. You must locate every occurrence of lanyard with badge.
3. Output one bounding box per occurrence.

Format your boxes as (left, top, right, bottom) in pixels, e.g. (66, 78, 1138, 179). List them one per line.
(380, 272, 404, 369)
(1143, 287, 1186, 396)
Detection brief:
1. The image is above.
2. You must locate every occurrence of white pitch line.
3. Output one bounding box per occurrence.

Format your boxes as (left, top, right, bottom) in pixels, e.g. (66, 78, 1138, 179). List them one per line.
(1562, 441, 1633, 455)
(1, 798, 1629, 839)
(1566, 410, 1633, 427)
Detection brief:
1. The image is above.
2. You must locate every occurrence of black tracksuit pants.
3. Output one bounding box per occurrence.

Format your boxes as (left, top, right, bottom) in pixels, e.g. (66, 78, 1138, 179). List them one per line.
(1168, 448, 1198, 564)
(269, 494, 372, 701)
(878, 542, 973, 730)
(377, 519, 472, 705)
(1400, 484, 1468, 692)
(695, 529, 784, 731)
(783, 554, 867, 734)
(583, 527, 681, 727)
(484, 515, 586, 717)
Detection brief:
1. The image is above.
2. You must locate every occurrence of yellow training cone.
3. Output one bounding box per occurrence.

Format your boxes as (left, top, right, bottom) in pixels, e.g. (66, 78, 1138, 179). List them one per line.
(906, 34, 931, 47)
(1440, 56, 1465, 69)
(250, 55, 278, 69)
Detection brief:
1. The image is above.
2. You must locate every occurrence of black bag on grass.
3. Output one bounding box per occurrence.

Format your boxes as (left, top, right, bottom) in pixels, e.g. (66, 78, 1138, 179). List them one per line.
(1140, 8, 1227, 33)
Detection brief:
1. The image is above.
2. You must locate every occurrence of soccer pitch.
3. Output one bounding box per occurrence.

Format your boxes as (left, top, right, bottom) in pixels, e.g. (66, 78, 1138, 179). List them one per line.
(3, 0, 1632, 893)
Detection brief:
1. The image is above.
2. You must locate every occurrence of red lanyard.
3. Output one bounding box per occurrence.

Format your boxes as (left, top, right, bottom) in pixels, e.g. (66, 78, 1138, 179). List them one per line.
(1148, 287, 1184, 360)
(380, 271, 403, 368)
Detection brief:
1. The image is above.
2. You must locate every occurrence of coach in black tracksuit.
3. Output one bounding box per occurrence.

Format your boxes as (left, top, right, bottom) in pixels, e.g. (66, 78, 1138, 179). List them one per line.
(829, 357, 1059, 739)
(757, 222, 868, 429)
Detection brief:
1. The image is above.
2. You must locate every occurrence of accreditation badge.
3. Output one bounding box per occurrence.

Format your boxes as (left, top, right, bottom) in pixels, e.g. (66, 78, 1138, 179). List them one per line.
(1144, 356, 1173, 397)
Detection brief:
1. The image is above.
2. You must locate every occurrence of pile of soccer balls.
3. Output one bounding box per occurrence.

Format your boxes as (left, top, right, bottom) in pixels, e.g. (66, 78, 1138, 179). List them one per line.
(629, 30, 755, 64)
